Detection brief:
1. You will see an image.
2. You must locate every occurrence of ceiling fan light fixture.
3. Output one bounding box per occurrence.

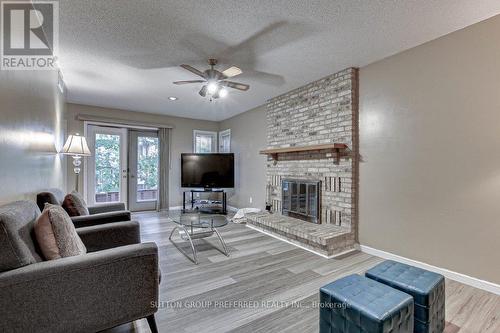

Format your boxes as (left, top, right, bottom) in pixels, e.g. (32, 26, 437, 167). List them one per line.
(219, 88, 228, 98)
(199, 85, 207, 97)
(174, 60, 250, 99)
(207, 81, 219, 95)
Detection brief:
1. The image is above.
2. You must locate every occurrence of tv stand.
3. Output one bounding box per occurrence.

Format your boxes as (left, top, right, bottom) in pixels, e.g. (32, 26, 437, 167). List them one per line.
(182, 189, 227, 215)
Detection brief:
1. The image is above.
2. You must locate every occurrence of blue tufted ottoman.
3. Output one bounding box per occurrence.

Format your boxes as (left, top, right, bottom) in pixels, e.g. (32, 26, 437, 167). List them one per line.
(319, 274, 414, 333)
(365, 261, 445, 333)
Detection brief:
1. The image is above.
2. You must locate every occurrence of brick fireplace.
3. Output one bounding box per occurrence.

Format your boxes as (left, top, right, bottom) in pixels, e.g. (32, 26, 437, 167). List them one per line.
(246, 67, 359, 257)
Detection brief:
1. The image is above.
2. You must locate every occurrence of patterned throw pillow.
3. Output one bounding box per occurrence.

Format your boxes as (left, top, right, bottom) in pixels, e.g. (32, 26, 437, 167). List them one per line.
(62, 191, 90, 216)
(34, 203, 87, 260)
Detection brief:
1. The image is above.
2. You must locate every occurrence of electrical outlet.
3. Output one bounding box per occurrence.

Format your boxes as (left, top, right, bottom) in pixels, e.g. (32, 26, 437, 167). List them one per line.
(196, 193, 200, 198)
(249, 196, 253, 204)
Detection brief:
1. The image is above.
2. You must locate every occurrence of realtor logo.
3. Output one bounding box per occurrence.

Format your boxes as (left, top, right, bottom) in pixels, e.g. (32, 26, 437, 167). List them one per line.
(1, 1, 58, 70)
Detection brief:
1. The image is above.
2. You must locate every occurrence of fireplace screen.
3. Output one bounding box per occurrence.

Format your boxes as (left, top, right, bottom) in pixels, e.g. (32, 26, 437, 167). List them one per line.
(282, 179, 320, 224)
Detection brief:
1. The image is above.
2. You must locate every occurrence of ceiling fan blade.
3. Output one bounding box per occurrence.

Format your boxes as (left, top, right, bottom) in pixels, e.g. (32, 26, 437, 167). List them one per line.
(221, 81, 250, 91)
(180, 64, 206, 78)
(173, 80, 206, 85)
(199, 85, 208, 97)
(222, 66, 242, 78)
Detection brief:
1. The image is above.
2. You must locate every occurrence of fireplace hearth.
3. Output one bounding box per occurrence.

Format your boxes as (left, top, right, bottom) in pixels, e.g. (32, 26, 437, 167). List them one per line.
(282, 179, 320, 224)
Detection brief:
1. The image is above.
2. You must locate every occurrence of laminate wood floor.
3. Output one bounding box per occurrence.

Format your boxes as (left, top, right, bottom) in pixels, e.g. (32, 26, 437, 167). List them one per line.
(104, 211, 500, 333)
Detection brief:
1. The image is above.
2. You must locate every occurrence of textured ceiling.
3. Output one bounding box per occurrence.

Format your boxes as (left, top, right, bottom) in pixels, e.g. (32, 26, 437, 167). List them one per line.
(58, 0, 500, 121)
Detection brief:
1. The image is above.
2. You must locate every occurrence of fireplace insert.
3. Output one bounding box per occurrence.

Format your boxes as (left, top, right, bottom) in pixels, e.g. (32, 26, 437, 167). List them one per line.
(282, 179, 320, 224)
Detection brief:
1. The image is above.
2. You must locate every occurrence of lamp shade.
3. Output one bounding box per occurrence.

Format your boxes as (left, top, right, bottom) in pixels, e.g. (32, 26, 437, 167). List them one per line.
(61, 134, 91, 156)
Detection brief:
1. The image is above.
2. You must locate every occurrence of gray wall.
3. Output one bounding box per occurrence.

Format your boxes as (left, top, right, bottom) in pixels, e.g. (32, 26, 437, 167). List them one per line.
(359, 15, 500, 284)
(219, 105, 267, 209)
(0, 70, 66, 205)
(66, 103, 219, 207)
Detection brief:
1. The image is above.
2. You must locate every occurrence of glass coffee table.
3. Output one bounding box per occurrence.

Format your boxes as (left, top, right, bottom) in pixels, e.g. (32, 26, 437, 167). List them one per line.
(168, 212, 230, 264)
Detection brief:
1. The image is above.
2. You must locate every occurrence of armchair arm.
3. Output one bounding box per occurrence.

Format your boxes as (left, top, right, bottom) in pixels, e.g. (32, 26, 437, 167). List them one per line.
(76, 221, 141, 252)
(71, 210, 131, 228)
(88, 202, 126, 214)
(0, 243, 159, 333)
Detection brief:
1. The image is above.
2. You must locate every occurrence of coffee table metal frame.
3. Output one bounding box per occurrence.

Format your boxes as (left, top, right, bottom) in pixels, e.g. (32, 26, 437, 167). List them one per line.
(168, 213, 230, 264)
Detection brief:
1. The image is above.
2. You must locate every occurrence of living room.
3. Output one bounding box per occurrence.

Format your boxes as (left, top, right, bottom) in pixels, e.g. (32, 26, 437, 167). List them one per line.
(1, 1, 499, 333)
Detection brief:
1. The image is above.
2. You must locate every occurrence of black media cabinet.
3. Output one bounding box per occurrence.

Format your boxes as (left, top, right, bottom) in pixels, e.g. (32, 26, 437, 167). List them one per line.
(182, 189, 227, 215)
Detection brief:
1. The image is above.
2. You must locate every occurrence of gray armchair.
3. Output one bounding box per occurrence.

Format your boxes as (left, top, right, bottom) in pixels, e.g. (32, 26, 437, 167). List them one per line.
(36, 188, 132, 227)
(0, 201, 159, 333)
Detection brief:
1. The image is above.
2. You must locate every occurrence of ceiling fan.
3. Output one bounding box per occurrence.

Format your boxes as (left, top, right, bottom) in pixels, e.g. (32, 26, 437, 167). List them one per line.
(173, 59, 249, 99)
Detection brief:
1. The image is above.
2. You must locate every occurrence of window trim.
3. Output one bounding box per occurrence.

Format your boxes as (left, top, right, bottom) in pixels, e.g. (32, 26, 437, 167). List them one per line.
(193, 130, 218, 153)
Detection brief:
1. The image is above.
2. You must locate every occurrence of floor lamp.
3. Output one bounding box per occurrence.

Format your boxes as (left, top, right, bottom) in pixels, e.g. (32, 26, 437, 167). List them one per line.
(62, 133, 91, 192)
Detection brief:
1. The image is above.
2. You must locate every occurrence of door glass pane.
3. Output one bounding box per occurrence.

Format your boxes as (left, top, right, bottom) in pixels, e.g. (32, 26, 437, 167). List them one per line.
(290, 183, 298, 211)
(137, 136, 159, 202)
(299, 183, 307, 213)
(308, 184, 317, 217)
(95, 134, 121, 203)
(282, 181, 290, 212)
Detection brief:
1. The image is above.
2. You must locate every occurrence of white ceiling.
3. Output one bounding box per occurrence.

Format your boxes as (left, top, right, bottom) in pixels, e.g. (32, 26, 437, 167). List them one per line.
(58, 0, 500, 121)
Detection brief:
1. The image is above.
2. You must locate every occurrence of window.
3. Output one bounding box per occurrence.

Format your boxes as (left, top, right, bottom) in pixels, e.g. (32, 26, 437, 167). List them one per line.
(193, 129, 231, 153)
(219, 129, 231, 153)
(193, 130, 217, 153)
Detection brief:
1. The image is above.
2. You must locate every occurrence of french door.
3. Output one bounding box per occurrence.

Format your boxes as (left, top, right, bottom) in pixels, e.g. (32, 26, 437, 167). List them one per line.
(128, 130, 159, 211)
(87, 125, 128, 206)
(86, 126, 160, 211)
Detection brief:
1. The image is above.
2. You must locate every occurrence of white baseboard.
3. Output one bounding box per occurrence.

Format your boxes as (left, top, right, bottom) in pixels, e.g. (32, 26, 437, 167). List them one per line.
(169, 206, 183, 211)
(246, 224, 358, 259)
(360, 245, 500, 296)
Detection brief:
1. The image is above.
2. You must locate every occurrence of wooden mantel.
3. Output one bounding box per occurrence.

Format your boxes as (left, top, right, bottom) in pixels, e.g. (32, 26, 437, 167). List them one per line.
(259, 143, 348, 163)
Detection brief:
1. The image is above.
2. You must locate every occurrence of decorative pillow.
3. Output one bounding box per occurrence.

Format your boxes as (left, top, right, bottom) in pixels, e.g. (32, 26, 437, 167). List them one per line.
(34, 203, 87, 260)
(62, 191, 89, 216)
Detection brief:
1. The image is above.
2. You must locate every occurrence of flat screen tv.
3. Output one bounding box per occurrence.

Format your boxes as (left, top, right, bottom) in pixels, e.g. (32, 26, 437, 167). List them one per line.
(181, 153, 234, 188)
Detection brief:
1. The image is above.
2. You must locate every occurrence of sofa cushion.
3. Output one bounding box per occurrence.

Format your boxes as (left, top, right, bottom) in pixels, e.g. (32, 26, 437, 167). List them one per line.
(0, 201, 43, 272)
(63, 191, 90, 216)
(34, 204, 87, 260)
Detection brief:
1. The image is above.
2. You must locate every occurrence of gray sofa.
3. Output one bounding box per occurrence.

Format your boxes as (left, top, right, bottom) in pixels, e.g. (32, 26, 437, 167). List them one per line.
(36, 188, 132, 228)
(0, 200, 159, 333)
